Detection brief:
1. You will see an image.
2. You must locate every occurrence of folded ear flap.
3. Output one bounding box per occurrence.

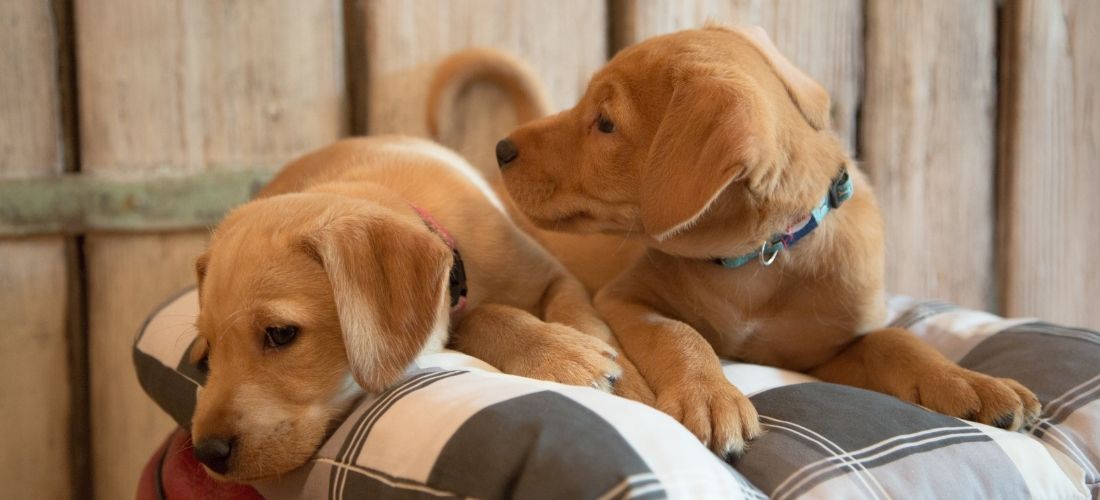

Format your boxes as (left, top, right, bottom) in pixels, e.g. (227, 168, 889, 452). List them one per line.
(640, 74, 772, 240)
(191, 254, 210, 364)
(731, 25, 831, 131)
(188, 336, 210, 365)
(305, 213, 451, 393)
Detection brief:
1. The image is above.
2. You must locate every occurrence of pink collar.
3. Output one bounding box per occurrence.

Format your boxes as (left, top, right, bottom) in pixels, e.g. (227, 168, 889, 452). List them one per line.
(410, 204, 468, 315)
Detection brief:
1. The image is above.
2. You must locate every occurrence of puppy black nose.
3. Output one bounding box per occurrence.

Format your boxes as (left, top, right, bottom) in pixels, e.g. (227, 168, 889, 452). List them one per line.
(193, 437, 233, 474)
(495, 138, 519, 168)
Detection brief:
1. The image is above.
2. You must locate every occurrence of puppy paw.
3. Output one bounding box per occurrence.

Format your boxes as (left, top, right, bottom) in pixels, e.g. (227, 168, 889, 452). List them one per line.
(506, 324, 623, 392)
(657, 378, 762, 458)
(907, 368, 1041, 431)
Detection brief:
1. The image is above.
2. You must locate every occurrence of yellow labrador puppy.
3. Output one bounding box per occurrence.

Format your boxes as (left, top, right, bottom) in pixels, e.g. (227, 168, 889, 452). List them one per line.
(189, 136, 622, 481)
(484, 26, 1041, 457)
(427, 48, 649, 294)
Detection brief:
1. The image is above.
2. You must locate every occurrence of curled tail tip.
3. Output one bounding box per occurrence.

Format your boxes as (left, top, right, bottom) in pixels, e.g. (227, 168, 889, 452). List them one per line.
(426, 47, 552, 140)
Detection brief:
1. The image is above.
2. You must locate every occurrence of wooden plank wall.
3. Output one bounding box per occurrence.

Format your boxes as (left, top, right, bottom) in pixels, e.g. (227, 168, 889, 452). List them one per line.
(861, 1, 998, 310)
(611, 0, 863, 150)
(615, 0, 1099, 328)
(74, 2, 347, 498)
(1, 1, 1097, 498)
(999, 0, 1100, 326)
(358, 0, 607, 167)
(0, 2, 74, 498)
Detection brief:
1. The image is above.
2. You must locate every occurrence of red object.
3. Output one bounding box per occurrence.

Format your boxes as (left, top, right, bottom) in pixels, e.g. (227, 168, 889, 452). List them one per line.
(137, 428, 264, 500)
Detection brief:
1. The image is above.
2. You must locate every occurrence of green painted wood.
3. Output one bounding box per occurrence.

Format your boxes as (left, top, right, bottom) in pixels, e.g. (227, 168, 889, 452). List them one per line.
(0, 169, 274, 236)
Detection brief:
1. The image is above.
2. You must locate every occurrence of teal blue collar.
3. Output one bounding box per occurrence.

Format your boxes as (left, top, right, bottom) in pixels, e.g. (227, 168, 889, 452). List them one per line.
(715, 168, 853, 269)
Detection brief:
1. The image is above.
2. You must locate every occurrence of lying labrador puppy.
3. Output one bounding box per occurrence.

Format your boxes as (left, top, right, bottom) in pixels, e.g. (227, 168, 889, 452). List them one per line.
(189, 136, 623, 481)
(492, 25, 1042, 457)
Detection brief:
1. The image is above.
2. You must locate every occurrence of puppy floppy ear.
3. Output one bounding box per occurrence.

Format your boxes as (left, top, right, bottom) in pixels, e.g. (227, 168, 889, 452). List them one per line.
(731, 25, 831, 131)
(304, 212, 451, 393)
(189, 336, 209, 365)
(640, 73, 775, 240)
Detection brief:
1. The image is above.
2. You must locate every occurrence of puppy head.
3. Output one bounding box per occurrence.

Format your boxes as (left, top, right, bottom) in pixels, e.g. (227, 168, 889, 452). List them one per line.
(499, 25, 842, 256)
(190, 192, 452, 481)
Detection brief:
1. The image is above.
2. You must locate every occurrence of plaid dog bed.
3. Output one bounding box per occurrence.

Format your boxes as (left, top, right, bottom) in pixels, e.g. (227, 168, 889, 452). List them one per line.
(135, 289, 1098, 499)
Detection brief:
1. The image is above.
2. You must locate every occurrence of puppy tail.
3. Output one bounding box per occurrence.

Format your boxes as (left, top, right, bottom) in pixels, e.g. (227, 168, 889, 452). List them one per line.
(426, 48, 552, 140)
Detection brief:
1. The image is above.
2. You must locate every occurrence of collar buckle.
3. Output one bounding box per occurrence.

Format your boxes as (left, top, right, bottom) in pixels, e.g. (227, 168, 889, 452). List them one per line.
(759, 241, 781, 266)
(828, 167, 852, 209)
(714, 165, 853, 270)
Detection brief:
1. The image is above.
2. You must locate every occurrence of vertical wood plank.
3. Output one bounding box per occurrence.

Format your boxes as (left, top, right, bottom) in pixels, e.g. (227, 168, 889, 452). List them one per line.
(75, 2, 347, 498)
(611, 0, 862, 150)
(357, 0, 607, 168)
(999, 0, 1100, 328)
(861, 1, 997, 309)
(356, 1, 631, 291)
(0, 1, 73, 498)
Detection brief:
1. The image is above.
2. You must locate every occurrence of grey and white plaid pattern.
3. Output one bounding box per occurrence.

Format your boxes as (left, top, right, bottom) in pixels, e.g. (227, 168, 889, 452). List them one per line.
(136, 290, 1098, 499)
(736, 382, 1087, 499)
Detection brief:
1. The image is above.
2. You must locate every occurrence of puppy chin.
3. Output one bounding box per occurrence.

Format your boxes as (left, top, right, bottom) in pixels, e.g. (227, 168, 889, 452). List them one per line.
(200, 465, 232, 482)
(207, 396, 361, 483)
(218, 431, 327, 483)
(529, 208, 637, 236)
(529, 210, 594, 232)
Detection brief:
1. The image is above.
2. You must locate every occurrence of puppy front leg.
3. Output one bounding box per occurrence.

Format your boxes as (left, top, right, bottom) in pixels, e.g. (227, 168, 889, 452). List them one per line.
(596, 291, 761, 457)
(540, 273, 656, 404)
(810, 328, 1041, 430)
(452, 303, 622, 392)
(540, 272, 612, 341)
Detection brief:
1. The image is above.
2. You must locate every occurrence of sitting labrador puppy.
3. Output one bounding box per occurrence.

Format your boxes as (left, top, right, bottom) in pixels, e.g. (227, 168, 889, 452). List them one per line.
(426, 47, 650, 294)
(492, 25, 1042, 457)
(189, 136, 623, 481)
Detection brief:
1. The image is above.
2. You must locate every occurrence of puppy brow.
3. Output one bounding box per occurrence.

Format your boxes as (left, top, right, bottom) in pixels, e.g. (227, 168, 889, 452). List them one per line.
(258, 300, 313, 327)
(599, 82, 639, 127)
(596, 82, 618, 102)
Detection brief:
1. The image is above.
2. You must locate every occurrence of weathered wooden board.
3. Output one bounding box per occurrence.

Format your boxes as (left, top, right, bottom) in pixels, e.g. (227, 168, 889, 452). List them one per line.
(0, 241, 71, 499)
(75, 1, 347, 497)
(356, 1, 640, 291)
(358, 0, 608, 168)
(999, 0, 1100, 328)
(861, 1, 997, 309)
(611, 0, 862, 150)
(0, 1, 73, 498)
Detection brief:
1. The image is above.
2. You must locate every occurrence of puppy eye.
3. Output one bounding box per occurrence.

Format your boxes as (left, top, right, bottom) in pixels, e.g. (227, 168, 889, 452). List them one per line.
(264, 325, 299, 348)
(596, 114, 615, 133)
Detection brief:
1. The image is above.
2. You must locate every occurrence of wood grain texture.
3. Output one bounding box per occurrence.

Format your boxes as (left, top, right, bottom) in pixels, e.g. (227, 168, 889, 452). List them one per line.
(999, 0, 1100, 328)
(861, 1, 997, 309)
(357, 0, 607, 169)
(0, 1, 72, 498)
(0, 242, 71, 498)
(612, 0, 862, 150)
(75, 1, 347, 498)
(356, 1, 644, 292)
